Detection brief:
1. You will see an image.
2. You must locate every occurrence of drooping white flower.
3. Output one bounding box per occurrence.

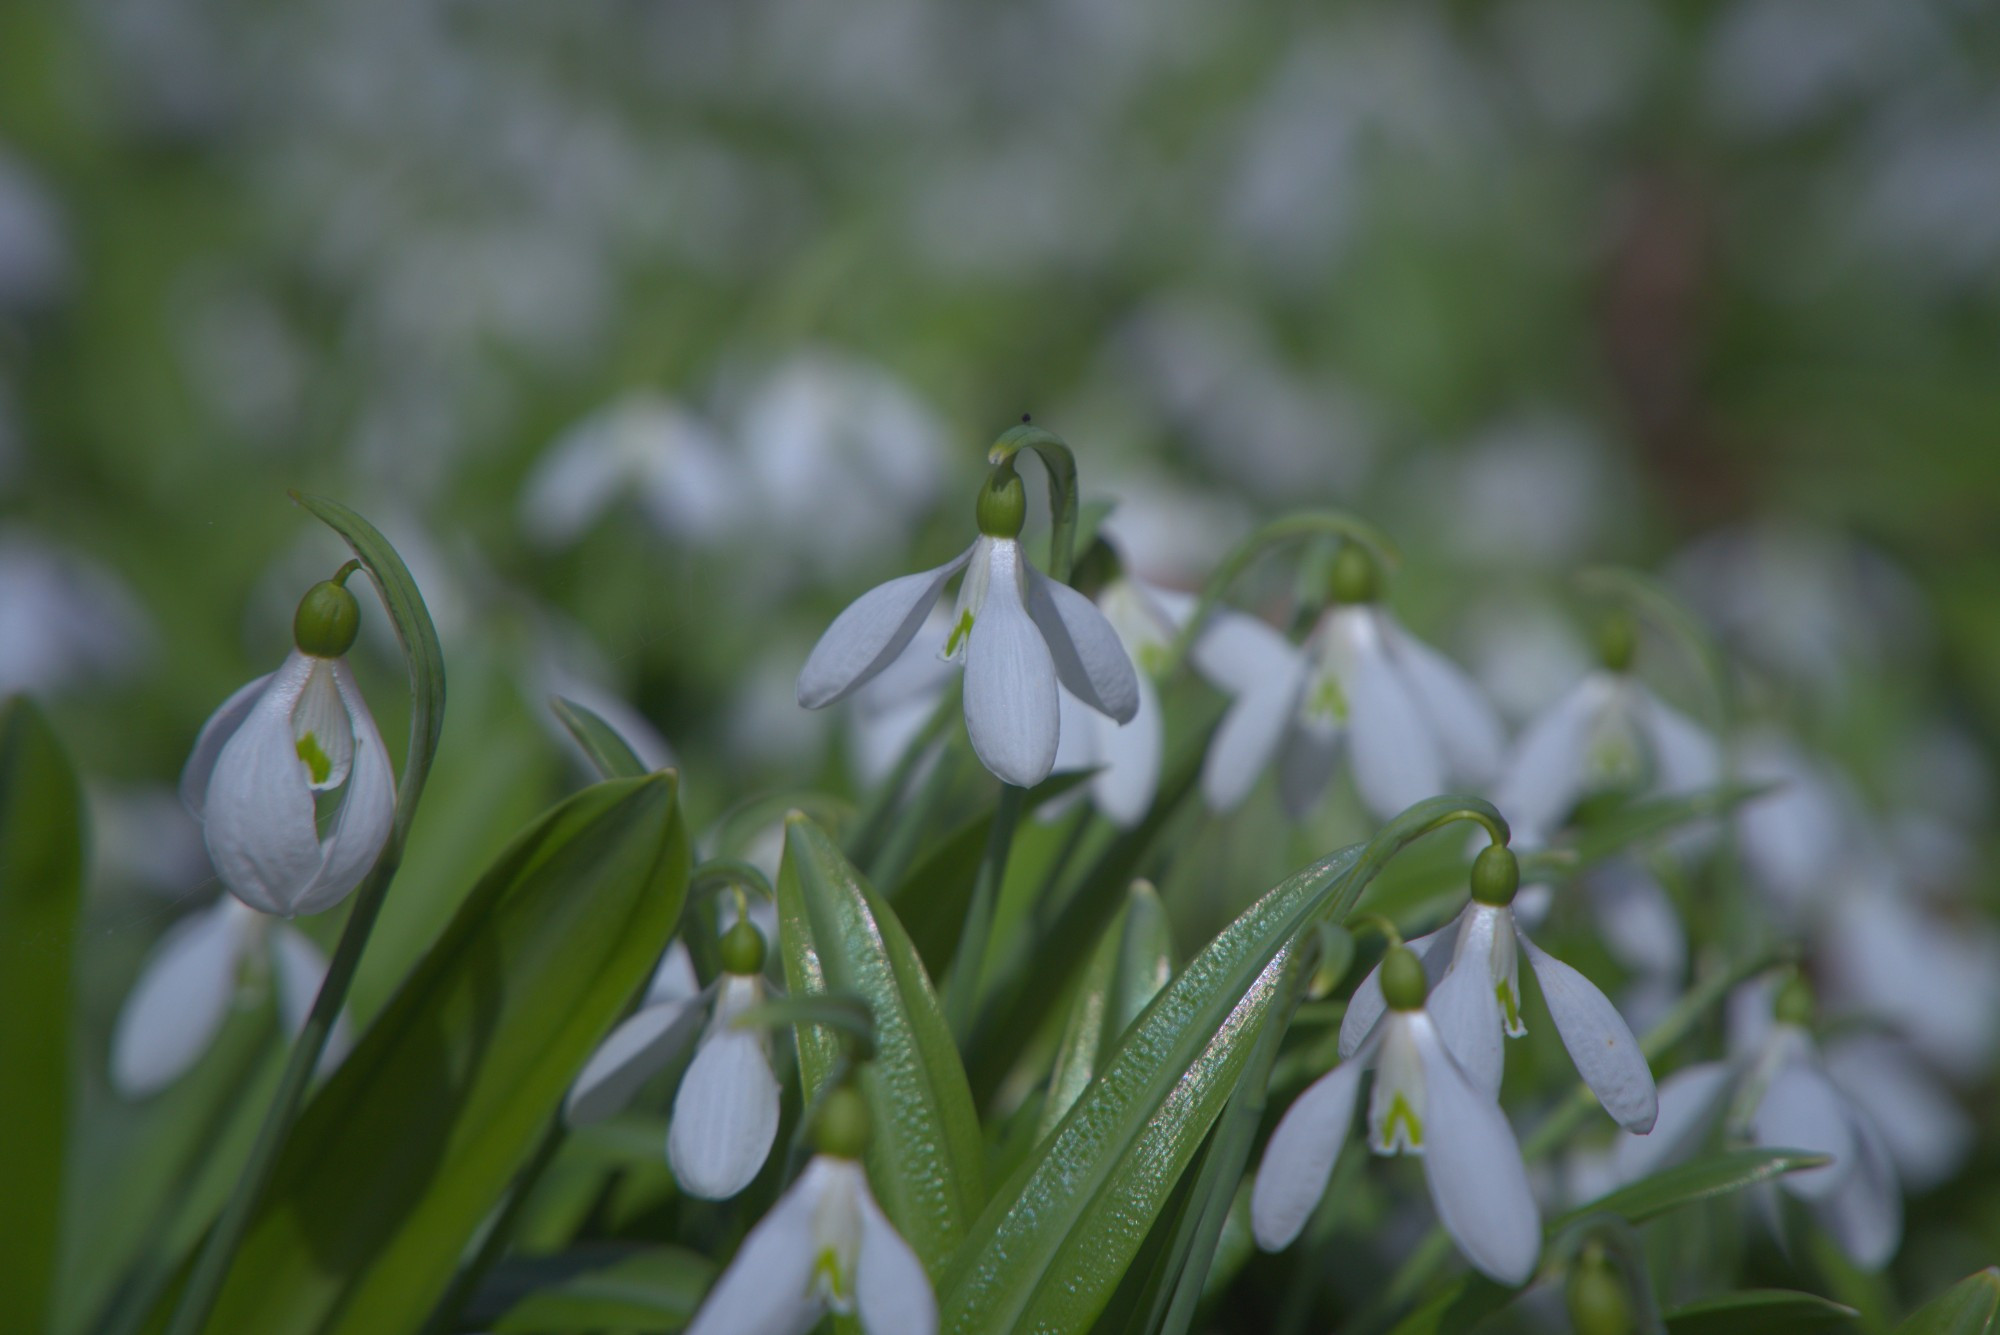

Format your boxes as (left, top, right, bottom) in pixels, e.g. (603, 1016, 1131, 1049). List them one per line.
(564, 943, 706, 1126)
(1251, 946, 1542, 1285)
(1046, 578, 1182, 827)
(1196, 547, 1503, 821)
(796, 471, 1138, 789)
(846, 607, 956, 789)
(519, 391, 743, 549)
(184, 580, 396, 918)
(0, 530, 150, 696)
(1734, 730, 1850, 919)
(110, 895, 352, 1097)
(1340, 848, 1657, 1133)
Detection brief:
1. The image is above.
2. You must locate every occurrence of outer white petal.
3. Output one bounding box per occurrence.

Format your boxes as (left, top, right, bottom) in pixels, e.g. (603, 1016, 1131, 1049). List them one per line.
(646, 941, 702, 1007)
(1751, 1058, 1856, 1201)
(797, 547, 973, 709)
(202, 652, 326, 916)
(1824, 1036, 1972, 1191)
(565, 997, 706, 1126)
(1588, 861, 1685, 981)
(1491, 675, 1605, 848)
(1340, 923, 1456, 1059)
(670, 976, 782, 1199)
(269, 924, 353, 1074)
(1025, 568, 1139, 724)
(962, 542, 1060, 787)
(110, 901, 251, 1097)
(684, 1159, 827, 1335)
(1251, 1053, 1371, 1250)
(1813, 1108, 1902, 1269)
(1346, 638, 1446, 820)
(1274, 724, 1341, 822)
(1089, 673, 1162, 828)
(1201, 660, 1305, 812)
(1188, 608, 1297, 695)
(1519, 931, 1657, 1132)
(1412, 1016, 1542, 1286)
(180, 672, 273, 818)
(854, 1171, 939, 1335)
(289, 660, 396, 916)
(1425, 908, 1508, 1099)
(1386, 622, 1506, 784)
(1614, 1060, 1731, 1183)
(1636, 686, 1719, 794)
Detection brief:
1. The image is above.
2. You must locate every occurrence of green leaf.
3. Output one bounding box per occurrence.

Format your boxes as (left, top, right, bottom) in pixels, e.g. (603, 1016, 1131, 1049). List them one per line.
(203, 773, 690, 1335)
(1038, 882, 1174, 1138)
(1664, 1290, 1858, 1335)
(777, 814, 987, 1276)
(1565, 783, 1770, 867)
(550, 696, 648, 781)
(731, 991, 878, 1056)
(988, 422, 1080, 582)
(467, 1246, 713, 1332)
(0, 698, 85, 1330)
(1552, 1148, 1832, 1233)
(1897, 1270, 2000, 1335)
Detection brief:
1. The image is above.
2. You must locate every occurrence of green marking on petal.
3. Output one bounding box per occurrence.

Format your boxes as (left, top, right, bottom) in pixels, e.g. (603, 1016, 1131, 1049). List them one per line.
(1384, 1092, 1422, 1150)
(1497, 980, 1523, 1035)
(944, 607, 975, 657)
(295, 733, 334, 785)
(813, 1247, 851, 1306)
(1308, 673, 1349, 723)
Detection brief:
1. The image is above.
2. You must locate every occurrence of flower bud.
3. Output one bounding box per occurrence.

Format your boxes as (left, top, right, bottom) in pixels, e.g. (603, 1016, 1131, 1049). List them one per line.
(976, 465, 1026, 539)
(814, 1084, 872, 1160)
(1329, 542, 1381, 605)
(293, 580, 361, 659)
(1565, 1248, 1635, 1335)
(1469, 844, 1520, 907)
(1381, 945, 1428, 1012)
(718, 918, 767, 977)
(1596, 611, 1637, 674)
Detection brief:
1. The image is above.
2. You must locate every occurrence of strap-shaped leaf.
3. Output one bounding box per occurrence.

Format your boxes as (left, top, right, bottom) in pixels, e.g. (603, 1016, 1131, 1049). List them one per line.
(550, 697, 649, 781)
(1552, 1148, 1831, 1234)
(465, 1246, 714, 1332)
(202, 773, 689, 1335)
(777, 813, 987, 1275)
(1037, 882, 1175, 1139)
(1898, 1270, 2000, 1335)
(1664, 1290, 1859, 1335)
(0, 699, 84, 1330)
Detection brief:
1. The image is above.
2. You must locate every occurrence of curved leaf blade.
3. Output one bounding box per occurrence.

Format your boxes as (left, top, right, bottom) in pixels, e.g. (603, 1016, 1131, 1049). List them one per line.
(1898, 1270, 2000, 1335)
(1552, 1148, 1832, 1234)
(550, 697, 648, 782)
(1664, 1290, 1858, 1335)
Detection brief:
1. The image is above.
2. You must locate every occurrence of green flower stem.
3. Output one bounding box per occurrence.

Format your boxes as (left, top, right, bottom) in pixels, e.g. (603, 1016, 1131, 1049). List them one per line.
(986, 423, 1079, 584)
(944, 782, 1027, 1043)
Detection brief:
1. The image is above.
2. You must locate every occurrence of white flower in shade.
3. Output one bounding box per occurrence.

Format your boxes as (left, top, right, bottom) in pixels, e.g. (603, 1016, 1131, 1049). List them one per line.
(687, 1087, 935, 1335)
(796, 470, 1139, 789)
(564, 943, 705, 1125)
(519, 392, 743, 549)
(1614, 977, 1902, 1268)
(1047, 578, 1184, 827)
(110, 895, 352, 1097)
(1339, 848, 1658, 1133)
(184, 580, 395, 918)
(1251, 946, 1542, 1285)
(1735, 730, 1848, 919)
(1196, 546, 1503, 821)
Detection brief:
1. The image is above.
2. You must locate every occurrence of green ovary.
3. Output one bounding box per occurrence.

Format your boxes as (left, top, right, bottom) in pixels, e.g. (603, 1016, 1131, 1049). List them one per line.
(295, 733, 334, 785)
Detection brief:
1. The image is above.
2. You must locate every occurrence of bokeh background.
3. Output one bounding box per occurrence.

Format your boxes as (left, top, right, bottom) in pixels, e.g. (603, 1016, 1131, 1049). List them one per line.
(6, 0, 2000, 1328)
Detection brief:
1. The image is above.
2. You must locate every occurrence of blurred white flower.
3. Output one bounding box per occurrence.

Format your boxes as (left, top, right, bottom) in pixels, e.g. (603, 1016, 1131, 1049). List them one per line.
(669, 968, 782, 1201)
(1428, 416, 1620, 569)
(1703, 0, 1939, 137)
(565, 944, 705, 1125)
(1461, 594, 1594, 725)
(1734, 730, 1848, 919)
(847, 607, 955, 789)
(0, 533, 150, 696)
(1047, 579, 1183, 828)
(521, 392, 743, 549)
(0, 148, 71, 312)
(111, 895, 352, 1097)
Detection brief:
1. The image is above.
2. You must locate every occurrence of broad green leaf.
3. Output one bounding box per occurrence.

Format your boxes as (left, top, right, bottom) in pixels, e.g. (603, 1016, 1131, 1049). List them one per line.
(1897, 1270, 2000, 1335)
(1552, 1148, 1831, 1233)
(550, 696, 648, 781)
(467, 1246, 713, 1332)
(1664, 1290, 1858, 1335)
(203, 773, 689, 1335)
(1038, 882, 1174, 1138)
(777, 814, 987, 1275)
(0, 698, 85, 1330)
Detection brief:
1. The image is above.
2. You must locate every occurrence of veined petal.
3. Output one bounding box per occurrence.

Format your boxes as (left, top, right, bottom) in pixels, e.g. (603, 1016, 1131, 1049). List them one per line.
(1252, 1053, 1370, 1250)
(1275, 723, 1341, 822)
(1202, 647, 1307, 812)
(289, 661, 397, 917)
(1426, 907, 1508, 1098)
(797, 546, 974, 709)
(1089, 673, 1162, 829)
(1344, 624, 1446, 820)
(1614, 1060, 1731, 1183)
(1813, 1108, 1902, 1269)
(289, 659, 354, 791)
(1368, 1015, 1428, 1155)
(854, 1171, 939, 1335)
(269, 923, 353, 1075)
(684, 1158, 828, 1335)
(1492, 675, 1606, 848)
(1025, 567, 1139, 724)
(1519, 931, 1657, 1132)
(1340, 922, 1456, 1059)
(202, 653, 326, 917)
(1412, 1015, 1542, 1286)
(1188, 608, 1297, 695)
(1636, 687, 1719, 795)
(1386, 621, 1505, 784)
(566, 996, 706, 1126)
(1752, 1055, 1857, 1201)
(110, 900, 252, 1097)
(180, 672, 273, 818)
(670, 975, 782, 1199)
(1824, 1036, 1972, 1191)
(962, 541, 1060, 787)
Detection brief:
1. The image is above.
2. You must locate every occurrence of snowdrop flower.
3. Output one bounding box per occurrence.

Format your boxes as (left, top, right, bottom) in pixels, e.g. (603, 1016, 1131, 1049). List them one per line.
(687, 1085, 935, 1335)
(846, 608, 956, 788)
(519, 391, 743, 548)
(1614, 976, 1901, 1268)
(110, 895, 351, 1097)
(797, 466, 1139, 788)
(1489, 617, 1718, 849)
(1047, 574, 1184, 827)
(0, 530, 149, 696)
(1340, 846, 1658, 1132)
(564, 941, 704, 1126)
(1735, 730, 1848, 920)
(1198, 543, 1503, 821)
(1252, 944, 1543, 1285)
(184, 576, 395, 918)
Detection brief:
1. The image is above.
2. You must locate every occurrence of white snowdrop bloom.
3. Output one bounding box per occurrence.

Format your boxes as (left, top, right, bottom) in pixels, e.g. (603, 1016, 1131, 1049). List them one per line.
(519, 391, 743, 549)
(846, 608, 956, 789)
(1340, 848, 1657, 1132)
(1819, 883, 2000, 1081)
(1735, 731, 1848, 919)
(1614, 977, 1902, 1269)
(1046, 578, 1183, 827)
(1196, 545, 1503, 821)
(1252, 946, 1542, 1286)
(564, 943, 705, 1127)
(0, 531, 150, 696)
(110, 895, 352, 1097)
(796, 469, 1139, 789)
(184, 580, 396, 918)
(687, 1087, 935, 1335)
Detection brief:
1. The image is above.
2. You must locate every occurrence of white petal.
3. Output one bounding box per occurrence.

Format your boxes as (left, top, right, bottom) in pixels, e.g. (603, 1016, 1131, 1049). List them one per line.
(289, 659, 354, 792)
(1089, 673, 1162, 828)
(1346, 637, 1447, 821)
(646, 940, 701, 1007)
(1813, 1108, 1902, 1269)
(1636, 687, 1719, 794)
(1386, 622, 1506, 784)
(268, 924, 353, 1075)
(1491, 675, 1605, 848)
(1426, 908, 1508, 1099)
(110, 901, 251, 1097)
(1587, 861, 1685, 980)
(287, 660, 396, 917)
(854, 1174, 939, 1335)
(1412, 1016, 1542, 1286)
(684, 1160, 827, 1335)
(1519, 931, 1657, 1132)
(180, 672, 273, 819)
(1340, 923, 1456, 1059)
(1201, 662, 1304, 812)
(797, 547, 973, 709)
(1824, 1036, 1972, 1191)
(962, 542, 1060, 787)
(202, 653, 327, 916)
(1752, 1057, 1856, 1201)
(670, 977, 782, 1199)
(1025, 568, 1139, 724)
(1188, 608, 1297, 695)
(1614, 1060, 1731, 1183)
(1275, 724, 1341, 822)
(565, 997, 705, 1126)
(1251, 1057, 1368, 1250)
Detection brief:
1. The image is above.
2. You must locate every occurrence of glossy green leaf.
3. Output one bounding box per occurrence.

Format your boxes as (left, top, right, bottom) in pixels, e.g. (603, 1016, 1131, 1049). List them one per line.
(1664, 1290, 1858, 1335)
(1038, 881, 1174, 1138)
(1552, 1148, 1831, 1234)
(550, 696, 648, 781)
(0, 698, 84, 1330)
(776, 813, 986, 1276)
(467, 1247, 713, 1332)
(202, 773, 689, 1335)
(1897, 1269, 2000, 1335)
